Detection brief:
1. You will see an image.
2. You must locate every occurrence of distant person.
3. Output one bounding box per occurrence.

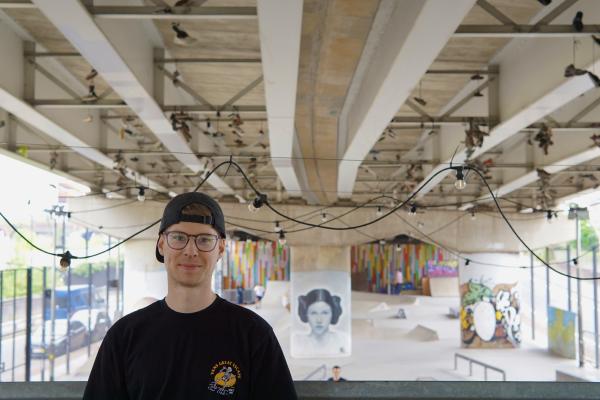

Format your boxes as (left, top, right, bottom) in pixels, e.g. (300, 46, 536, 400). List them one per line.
(327, 365, 347, 382)
(254, 283, 265, 308)
(83, 192, 297, 399)
(293, 288, 349, 356)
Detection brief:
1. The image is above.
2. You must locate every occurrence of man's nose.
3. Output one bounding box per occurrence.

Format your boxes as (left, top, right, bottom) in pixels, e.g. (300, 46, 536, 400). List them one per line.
(183, 238, 199, 256)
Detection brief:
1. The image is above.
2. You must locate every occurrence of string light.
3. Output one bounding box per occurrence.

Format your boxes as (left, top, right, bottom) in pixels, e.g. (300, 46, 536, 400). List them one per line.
(454, 167, 466, 190)
(465, 259, 471, 266)
(59, 251, 73, 271)
(274, 221, 281, 232)
(321, 213, 328, 222)
(278, 230, 286, 245)
(248, 194, 267, 213)
(409, 204, 417, 216)
(137, 186, 146, 202)
(376, 206, 383, 217)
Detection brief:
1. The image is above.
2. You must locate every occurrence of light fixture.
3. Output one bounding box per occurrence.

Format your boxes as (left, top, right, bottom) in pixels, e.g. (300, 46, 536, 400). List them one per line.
(465, 259, 470, 266)
(274, 221, 281, 232)
(321, 213, 328, 222)
(376, 206, 383, 217)
(413, 81, 427, 106)
(379, 239, 386, 246)
(454, 167, 466, 190)
(409, 204, 417, 216)
(546, 210, 553, 222)
(172, 22, 197, 46)
(278, 230, 286, 245)
(59, 251, 73, 271)
(572, 11, 584, 32)
(137, 186, 146, 202)
(395, 243, 402, 252)
(248, 194, 267, 213)
(470, 211, 476, 221)
(537, 0, 551, 5)
(470, 73, 484, 80)
(573, 258, 579, 266)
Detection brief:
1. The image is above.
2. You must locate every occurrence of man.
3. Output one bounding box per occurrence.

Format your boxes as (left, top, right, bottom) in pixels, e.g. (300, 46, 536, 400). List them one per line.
(253, 283, 265, 308)
(327, 365, 347, 382)
(83, 192, 297, 399)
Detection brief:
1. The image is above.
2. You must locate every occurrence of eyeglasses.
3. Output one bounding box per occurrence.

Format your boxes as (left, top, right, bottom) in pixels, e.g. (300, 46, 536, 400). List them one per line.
(164, 231, 219, 252)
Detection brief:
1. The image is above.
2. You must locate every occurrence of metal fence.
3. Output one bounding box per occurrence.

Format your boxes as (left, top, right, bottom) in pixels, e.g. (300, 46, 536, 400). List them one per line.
(0, 259, 124, 382)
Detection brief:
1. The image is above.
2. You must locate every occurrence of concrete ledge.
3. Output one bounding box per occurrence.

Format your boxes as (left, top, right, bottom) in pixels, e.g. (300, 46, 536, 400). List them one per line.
(2, 381, 600, 399)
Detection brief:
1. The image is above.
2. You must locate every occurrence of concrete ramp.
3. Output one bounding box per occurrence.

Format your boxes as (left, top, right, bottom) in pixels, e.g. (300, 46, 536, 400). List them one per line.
(352, 291, 419, 305)
(429, 277, 459, 297)
(262, 280, 290, 307)
(406, 325, 439, 341)
(369, 302, 391, 313)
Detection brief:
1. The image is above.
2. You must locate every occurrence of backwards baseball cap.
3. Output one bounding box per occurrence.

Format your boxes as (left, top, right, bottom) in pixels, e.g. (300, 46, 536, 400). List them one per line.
(155, 192, 226, 263)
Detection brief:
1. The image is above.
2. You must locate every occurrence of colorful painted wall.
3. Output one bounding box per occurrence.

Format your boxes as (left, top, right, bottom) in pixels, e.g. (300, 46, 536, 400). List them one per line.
(548, 306, 577, 359)
(350, 242, 452, 293)
(222, 240, 290, 289)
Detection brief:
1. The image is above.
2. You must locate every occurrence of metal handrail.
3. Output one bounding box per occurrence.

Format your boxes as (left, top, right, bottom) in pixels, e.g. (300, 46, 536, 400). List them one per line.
(304, 364, 327, 380)
(454, 353, 506, 381)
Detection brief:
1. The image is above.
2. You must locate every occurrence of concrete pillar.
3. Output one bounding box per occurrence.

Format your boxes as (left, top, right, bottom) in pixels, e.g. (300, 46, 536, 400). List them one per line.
(290, 246, 351, 358)
(122, 239, 167, 315)
(459, 252, 525, 349)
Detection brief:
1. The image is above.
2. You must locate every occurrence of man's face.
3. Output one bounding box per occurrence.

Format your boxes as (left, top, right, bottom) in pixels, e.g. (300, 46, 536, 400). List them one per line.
(157, 221, 225, 289)
(332, 367, 341, 380)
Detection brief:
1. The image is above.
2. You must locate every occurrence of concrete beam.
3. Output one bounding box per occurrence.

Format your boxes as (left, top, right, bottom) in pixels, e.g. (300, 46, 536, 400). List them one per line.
(257, 0, 316, 202)
(33, 0, 235, 196)
(0, 13, 167, 194)
(413, 73, 599, 201)
(336, 0, 476, 199)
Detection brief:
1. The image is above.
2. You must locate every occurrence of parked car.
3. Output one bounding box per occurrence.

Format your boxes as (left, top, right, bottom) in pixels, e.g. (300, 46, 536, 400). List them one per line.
(31, 319, 88, 359)
(71, 309, 111, 342)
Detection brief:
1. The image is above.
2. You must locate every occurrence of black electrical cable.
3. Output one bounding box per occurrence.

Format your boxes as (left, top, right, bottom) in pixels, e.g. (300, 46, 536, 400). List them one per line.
(467, 166, 599, 280)
(1, 158, 598, 278)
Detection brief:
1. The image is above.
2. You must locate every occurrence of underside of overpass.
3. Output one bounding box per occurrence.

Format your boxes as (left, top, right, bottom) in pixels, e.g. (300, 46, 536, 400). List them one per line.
(4, 0, 600, 391)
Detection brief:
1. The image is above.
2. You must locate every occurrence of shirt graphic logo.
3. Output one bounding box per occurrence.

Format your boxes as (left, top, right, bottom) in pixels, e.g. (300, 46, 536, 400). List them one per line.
(208, 360, 242, 396)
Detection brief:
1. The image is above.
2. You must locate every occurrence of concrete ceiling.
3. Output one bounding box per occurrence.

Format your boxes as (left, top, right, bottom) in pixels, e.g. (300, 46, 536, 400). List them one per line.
(1, 0, 600, 243)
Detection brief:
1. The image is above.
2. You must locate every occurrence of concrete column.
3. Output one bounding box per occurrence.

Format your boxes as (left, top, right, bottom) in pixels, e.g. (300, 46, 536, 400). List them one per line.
(459, 252, 525, 349)
(290, 246, 351, 358)
(122, 239, 167, 315)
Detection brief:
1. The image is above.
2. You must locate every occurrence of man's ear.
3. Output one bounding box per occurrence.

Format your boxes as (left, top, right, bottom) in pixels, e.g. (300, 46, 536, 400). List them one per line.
(218, 238, 226, 258)
(157, 235, 165, 257)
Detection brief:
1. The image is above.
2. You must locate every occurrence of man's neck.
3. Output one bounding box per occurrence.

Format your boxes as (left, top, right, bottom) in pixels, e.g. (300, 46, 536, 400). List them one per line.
(165, 284, 216, 313)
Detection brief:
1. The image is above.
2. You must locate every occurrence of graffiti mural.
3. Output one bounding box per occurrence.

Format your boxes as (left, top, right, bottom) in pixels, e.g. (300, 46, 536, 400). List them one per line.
(460, 280, 521, 348)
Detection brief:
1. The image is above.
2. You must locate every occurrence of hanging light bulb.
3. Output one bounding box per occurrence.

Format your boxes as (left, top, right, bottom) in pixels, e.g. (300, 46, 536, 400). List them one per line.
(546, 210, 553, 223)
(395, 243, 402, 252)
(470, 211, 476, 221)
(454, 167, 466, 190)
(248, 194, 267, 213)
(274, 221, 281, 232)
(59, 251, 73, 272)
(376, 206, 383, 217)
(137, 186, 146, 202)
(409, 204, 417, 216)
(321, 213, 328, 222)
(379, 239, 386, 246)
(278, 230, 286, 245)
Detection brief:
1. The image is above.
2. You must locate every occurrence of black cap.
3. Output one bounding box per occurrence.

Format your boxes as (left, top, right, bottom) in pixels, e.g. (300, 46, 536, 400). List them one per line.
(155, 192, 226, 263)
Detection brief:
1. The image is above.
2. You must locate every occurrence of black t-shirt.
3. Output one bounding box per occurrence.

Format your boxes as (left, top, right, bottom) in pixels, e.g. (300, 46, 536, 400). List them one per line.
(83, 296, 297, 400)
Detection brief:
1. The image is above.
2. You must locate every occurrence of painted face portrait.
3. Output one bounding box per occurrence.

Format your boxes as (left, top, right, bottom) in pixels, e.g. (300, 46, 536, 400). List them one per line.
(307, 301, 332, 336)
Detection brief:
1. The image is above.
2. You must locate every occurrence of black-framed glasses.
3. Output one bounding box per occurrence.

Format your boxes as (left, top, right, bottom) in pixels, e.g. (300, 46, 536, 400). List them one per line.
(164, 231, 219, 252)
